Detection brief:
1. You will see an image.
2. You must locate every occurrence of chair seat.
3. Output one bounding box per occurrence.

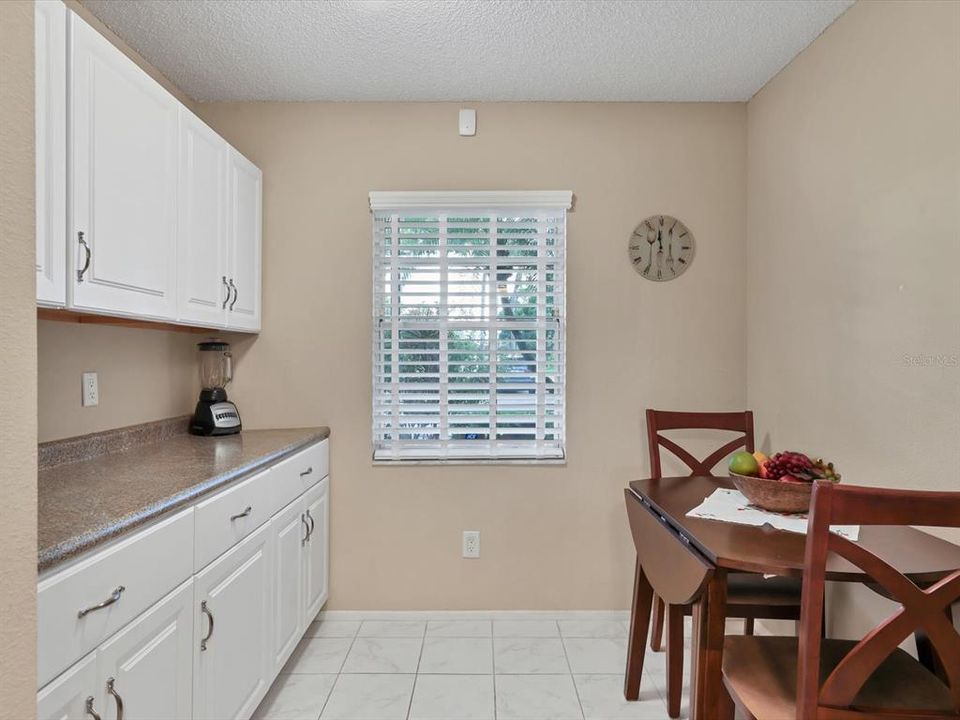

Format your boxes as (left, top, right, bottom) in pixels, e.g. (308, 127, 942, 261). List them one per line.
(722, 636, 954, 718)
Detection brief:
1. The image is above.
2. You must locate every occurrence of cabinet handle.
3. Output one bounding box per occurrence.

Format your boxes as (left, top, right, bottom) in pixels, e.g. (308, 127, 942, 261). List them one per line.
(301, 513, 310, 546)
(306, 509, 316, 540)
(106, 678, 124, 720)
(77, 585, 125, 618)
(200, 601, 214, 651)
(222, 276, 230, 309)
(85, 697, 101, 720)
(230, 506, 252, 521)
(300, 467, 313, 478)
(77, 231, 91, 282)
(228, 279, 238, 310)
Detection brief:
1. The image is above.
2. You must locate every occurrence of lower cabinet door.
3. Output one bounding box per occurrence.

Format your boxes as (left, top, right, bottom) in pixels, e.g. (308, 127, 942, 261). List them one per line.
(193, 523, 272, 720)
(270, 497, 306, 674)
(38, 652, 99, 720)
(96, 579, 194, 720)
(303, 478, 330, 623)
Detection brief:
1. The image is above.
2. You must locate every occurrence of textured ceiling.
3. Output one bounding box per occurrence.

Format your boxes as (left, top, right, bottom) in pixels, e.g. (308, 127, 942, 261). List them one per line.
(81, 0, 853, 103)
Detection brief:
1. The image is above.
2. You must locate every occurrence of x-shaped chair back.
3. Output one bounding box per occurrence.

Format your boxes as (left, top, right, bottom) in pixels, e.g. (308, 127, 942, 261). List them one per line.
(798, 481, 960, 719)
(645, 409, 755, 479)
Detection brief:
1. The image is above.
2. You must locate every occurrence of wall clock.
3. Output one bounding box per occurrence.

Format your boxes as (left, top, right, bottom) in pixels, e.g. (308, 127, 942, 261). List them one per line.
(628, 215, 696, 281)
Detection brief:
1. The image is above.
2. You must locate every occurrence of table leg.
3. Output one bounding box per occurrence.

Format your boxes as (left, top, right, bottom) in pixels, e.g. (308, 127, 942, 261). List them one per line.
(624, 555, 654, 700)
(690, 595, 707, 720)
(698, 569, 728, 720)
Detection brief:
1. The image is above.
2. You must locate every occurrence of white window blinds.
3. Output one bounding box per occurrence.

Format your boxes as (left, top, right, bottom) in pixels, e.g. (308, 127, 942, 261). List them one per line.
(370, 191, 571, 462)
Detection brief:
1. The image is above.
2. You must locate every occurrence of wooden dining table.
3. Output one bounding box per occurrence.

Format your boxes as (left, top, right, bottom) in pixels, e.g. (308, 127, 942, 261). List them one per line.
(623, 476, 960, 720)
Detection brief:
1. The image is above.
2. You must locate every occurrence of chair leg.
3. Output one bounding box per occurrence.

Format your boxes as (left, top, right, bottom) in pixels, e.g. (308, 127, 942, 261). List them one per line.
(743, 617, 754, 635)
(650, 595, 666, 652)
(666, 604, 684, 718)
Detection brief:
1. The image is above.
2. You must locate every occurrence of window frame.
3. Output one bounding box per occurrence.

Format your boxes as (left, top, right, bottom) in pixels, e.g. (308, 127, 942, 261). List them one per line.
(369, 190, 572, 465)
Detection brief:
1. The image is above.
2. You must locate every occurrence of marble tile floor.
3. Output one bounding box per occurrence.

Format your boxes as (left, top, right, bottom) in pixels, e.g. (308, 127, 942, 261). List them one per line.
(253, 613, 693, 720)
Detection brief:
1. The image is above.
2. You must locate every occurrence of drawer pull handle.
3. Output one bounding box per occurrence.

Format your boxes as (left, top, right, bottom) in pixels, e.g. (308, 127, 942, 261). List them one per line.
(300, 467, 314, 477)
(200, 601, 214, 651)
(85, 697, 101, 720)
(301, 513, 310, 545)
(228, 279, 238, 310)
(221, 276, 231, 309)
(106, 678, 124, 720)
(306, 508, 316, 541)
(77, 585, 125, 618)
(77, 231, 91, 282)
(230, 506, 252, 521)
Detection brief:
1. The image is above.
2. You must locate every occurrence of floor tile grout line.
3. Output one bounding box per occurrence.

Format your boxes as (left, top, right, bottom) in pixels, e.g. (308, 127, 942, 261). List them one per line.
(403, 623, 428, 720)
(557, 624, 587, 720)
(316, 623, 362, 720)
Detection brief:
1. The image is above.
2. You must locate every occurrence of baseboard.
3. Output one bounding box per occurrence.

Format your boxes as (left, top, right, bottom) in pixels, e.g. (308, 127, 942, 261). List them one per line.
(315, 609, 631, 622)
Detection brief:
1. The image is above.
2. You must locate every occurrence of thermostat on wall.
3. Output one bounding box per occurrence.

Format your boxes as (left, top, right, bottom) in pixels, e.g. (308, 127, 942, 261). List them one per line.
(459, 108, 476, 136)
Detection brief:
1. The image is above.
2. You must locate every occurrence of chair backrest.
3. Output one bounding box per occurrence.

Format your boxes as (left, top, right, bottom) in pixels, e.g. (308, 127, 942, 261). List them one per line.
(645, 409, 754, 479)
(797, 481, 960, 719)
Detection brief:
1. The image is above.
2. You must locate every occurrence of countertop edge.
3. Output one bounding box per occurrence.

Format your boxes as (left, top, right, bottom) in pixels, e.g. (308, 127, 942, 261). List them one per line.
(38, 428, 330, 574)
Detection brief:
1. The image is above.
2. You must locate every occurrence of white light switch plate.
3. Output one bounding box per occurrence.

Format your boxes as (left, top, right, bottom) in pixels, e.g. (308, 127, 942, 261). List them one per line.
(82, 372, 99, 407)
(459, 108, 476, 136)
(462, 530, 480, 558)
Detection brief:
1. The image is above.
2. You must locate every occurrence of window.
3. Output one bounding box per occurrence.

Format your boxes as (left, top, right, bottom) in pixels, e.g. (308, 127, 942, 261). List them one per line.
(370, 191, 571, 462)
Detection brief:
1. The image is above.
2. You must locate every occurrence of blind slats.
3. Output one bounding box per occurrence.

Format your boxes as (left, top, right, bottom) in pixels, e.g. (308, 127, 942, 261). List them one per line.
(372, 203, 567, 461)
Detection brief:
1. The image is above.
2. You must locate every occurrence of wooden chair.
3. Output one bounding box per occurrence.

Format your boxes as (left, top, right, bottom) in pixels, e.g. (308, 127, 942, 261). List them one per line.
(645, 409, 803, 718)
(720, 481, 960, 719)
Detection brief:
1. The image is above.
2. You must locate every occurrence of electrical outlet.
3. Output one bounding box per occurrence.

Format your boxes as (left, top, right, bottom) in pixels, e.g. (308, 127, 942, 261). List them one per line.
(82, 372, 99, 407)
(462, 530, 480, 559)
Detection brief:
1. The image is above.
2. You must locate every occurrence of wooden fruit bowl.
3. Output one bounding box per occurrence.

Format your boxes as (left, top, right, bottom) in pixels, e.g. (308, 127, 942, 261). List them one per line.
(728, 472, 814, 514)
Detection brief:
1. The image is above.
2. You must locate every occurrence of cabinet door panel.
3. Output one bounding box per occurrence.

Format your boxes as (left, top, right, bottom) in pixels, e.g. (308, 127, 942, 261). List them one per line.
(35, 0, 67, 307)
(69, 13, 178, 320)
(178, 109, 228, 327)
(193, 524, 272, 720)
(37, 652, 98, 720)
(96, 579, 193, 720)
(271, 498, 305, 674)
(227, 150, 261, 331)
(303, 478, 330, 623)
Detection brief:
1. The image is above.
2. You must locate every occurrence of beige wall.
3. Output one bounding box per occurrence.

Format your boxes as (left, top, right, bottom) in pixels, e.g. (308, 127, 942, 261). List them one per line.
(198, 101, 747, 609)
(746, 0, 960, 635)
(0, 0, 38, 713)
(36, 1, 200, 442)
(38, 321, 200, 442)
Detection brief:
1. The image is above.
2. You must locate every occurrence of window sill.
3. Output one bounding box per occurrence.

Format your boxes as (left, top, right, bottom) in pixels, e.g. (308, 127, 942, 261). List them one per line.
(372, 457, 567, 467)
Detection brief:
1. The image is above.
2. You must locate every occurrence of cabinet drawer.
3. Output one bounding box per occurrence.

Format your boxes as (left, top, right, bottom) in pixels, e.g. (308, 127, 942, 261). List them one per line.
(195, 468, 271, 570)
(270, 440, 328, 515)
(37, 507, 193, 688)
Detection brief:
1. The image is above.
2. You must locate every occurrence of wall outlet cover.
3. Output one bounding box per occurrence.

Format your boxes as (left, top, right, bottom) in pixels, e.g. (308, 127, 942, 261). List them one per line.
(82, 371, 99, 407)
(462, 530, 480, 558)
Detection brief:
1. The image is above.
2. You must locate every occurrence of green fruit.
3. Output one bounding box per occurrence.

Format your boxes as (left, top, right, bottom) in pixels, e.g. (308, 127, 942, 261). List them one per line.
(729, 451, 760, 476)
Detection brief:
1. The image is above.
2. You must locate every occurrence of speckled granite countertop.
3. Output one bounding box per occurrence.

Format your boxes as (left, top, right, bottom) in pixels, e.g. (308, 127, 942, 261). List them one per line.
(38, 424, 330, 573)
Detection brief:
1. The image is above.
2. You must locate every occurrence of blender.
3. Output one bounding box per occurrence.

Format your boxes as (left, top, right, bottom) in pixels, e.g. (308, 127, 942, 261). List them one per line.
(189, 340, 242, 436)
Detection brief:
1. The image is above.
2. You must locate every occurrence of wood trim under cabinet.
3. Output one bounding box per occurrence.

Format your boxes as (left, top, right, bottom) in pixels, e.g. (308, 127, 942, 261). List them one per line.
(38, 308, 212, 334)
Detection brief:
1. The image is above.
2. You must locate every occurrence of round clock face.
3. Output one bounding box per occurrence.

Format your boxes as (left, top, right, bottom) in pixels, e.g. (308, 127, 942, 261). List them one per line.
(628, 215, 696, 281)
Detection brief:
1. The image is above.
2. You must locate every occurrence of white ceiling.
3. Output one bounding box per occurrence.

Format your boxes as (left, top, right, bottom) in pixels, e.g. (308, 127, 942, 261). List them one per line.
(82, 0, 853, 103)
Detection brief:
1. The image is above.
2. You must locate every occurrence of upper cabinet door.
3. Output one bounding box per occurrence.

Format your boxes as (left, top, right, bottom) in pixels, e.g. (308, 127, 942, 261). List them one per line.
(69, 13, 178, 320)
(96, 579, 194, 720)
(35, 0, 67, 307)
(227, 150, 262, 332)
(178, 110, 229, 328)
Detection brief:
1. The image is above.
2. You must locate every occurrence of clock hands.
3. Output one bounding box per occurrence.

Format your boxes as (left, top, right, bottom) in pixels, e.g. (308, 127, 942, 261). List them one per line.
(643, 231, 656, 276)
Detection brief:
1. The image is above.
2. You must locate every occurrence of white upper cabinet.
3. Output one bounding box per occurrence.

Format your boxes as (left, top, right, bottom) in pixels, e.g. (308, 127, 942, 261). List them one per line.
(35, 0, 67, 307)
(69, 12, 179, 320)
(178, 109, 229, 327)
(226, 150, 262, 331)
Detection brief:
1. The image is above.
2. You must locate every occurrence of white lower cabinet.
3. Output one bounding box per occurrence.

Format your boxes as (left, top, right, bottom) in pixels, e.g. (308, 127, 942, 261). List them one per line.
(37, 652, 98, 720)
(38, 579, 194, 720)
(97, 579, 194, 720)
(38, 440, 330, 720)
(303, 479, 330, 622)
(193, 524, 273, 720)
(270, 498, 306, 674)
